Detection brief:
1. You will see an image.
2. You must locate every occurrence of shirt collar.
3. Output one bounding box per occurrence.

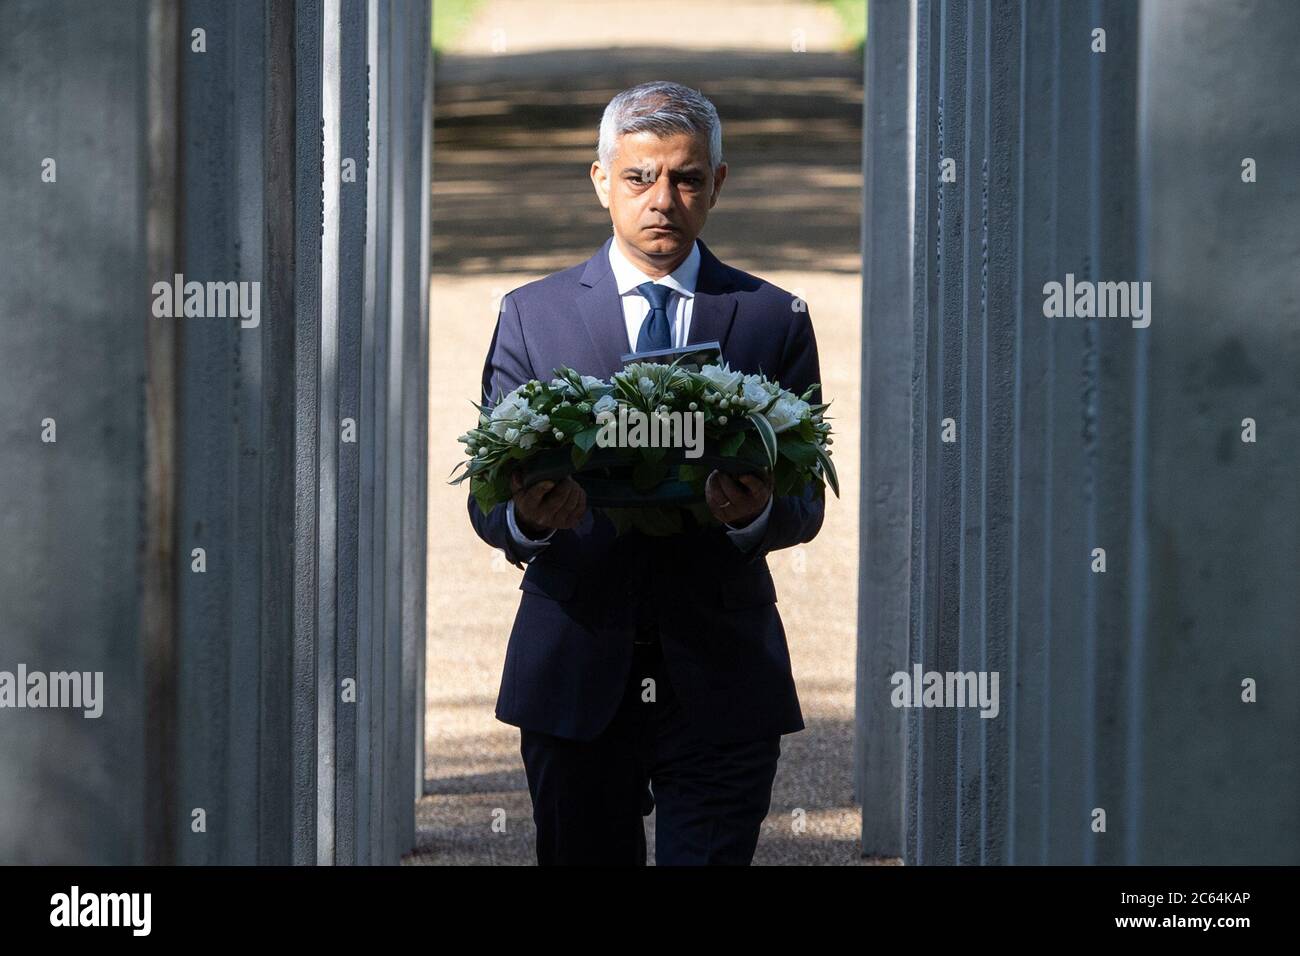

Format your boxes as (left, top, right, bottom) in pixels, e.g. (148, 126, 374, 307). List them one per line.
(607, 236, 701, 298)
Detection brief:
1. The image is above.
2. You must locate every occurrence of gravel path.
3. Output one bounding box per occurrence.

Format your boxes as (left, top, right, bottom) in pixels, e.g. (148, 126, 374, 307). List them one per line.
(411, 0, 893, 865)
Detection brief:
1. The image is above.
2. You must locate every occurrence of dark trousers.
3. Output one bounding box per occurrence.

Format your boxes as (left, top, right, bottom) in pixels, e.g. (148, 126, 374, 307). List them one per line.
(519, 636, 781, 865)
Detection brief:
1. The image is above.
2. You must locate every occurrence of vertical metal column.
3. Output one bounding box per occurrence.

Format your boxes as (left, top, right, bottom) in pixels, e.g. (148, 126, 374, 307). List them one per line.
(877, 0, 1299, 865)
(0, 0, 430, 866)
(858, 0, 915, 860)
(0, 0, 152, 865)
(1133, 0, 1300, 865)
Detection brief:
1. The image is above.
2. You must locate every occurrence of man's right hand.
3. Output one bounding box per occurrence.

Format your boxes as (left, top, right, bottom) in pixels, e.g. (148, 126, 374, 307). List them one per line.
(510, 472, 588, 538)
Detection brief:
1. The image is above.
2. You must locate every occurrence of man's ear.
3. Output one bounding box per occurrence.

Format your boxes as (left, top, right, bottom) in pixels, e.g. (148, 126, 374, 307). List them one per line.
(591, 161, 611, 209)
(709, 162, 728, 207)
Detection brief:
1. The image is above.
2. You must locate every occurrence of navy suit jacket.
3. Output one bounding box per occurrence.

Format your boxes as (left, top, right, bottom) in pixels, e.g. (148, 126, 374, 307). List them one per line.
(469, 235, 825, 745)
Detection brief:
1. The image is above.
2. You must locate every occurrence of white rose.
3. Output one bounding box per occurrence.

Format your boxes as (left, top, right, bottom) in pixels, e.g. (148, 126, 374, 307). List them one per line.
(580, 375, 604, 391)
(504, 427, 520, 443)
(518, 432, 537, 450)
(638, 376, 655, 396)
(490, 392, 527, 421)
(592, 394, 617, 415)
(742, 379, 770, 408)
(698, 364, 743, 393)
(528, 414, 551, 432)
(765, 397, 810, 433)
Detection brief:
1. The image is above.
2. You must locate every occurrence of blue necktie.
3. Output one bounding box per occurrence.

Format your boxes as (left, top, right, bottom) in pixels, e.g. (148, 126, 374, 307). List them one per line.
(635, 281, 674, 352)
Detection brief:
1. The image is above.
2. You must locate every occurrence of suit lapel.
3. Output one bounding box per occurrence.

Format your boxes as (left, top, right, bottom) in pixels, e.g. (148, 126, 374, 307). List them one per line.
(685, 238, 739, 358)
(576, 237, 631, 378)
(576, 235, 740, 376)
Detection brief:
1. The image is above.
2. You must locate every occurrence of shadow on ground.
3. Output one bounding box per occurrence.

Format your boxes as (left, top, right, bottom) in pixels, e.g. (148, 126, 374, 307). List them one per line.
(432, 46, 863, 276)
(409, 717, 884, 866)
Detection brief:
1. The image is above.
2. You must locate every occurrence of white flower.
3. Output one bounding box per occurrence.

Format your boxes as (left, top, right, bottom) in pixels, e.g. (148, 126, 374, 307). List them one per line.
(528, 414, 551, 432)
(698, 363, 743, 393)
(638, 376, 655, 396)
(718, 415, 728, 425)
(596, 411, 615, 425)
(742, 378, 771, 408)
(504, 427, 520, 443)
(490, 390, 529, 421)
(518, 433, 537, 450)
(622, 361, 661, 381)
(764, 397, 810, 433)
(553, 429, 565, 440)
(580, 375, 603, 391)
(592, 394, 617, 415)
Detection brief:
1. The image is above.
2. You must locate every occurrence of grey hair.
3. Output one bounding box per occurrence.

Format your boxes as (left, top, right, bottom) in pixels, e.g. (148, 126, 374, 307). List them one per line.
(597, 81, 724, 171)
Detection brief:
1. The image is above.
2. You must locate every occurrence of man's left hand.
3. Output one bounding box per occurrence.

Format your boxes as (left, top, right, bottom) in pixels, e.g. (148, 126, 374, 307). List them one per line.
(705, 469, 773, 528)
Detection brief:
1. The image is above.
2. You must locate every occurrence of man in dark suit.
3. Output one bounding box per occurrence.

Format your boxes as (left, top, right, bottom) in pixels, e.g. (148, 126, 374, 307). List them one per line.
(468, 80, 825, 865)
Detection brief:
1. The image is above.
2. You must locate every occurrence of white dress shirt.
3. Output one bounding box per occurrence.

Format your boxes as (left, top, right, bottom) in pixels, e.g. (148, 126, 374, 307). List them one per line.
(505, 236, 773, 557)
(609, 231, 699, 351)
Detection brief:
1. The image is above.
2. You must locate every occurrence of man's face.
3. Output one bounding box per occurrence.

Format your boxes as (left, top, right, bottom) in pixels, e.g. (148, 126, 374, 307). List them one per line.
(591, 130, 727, 273)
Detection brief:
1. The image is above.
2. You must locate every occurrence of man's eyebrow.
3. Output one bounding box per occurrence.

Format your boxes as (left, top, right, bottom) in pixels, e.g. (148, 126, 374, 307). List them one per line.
(620, 165, 707, 176)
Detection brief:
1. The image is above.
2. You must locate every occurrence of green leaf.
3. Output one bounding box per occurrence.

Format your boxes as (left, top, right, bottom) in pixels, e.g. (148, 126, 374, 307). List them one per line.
(548, 412, 588, 434)
(774, 457, 799, 496)
(719, 430, 746, 457)
(472, 481, 500, 515)
(815, 446, 840, 497)
(574, 425, 602, 452)
(777, 434, 819, 466)
(749, 412, 778, 467)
